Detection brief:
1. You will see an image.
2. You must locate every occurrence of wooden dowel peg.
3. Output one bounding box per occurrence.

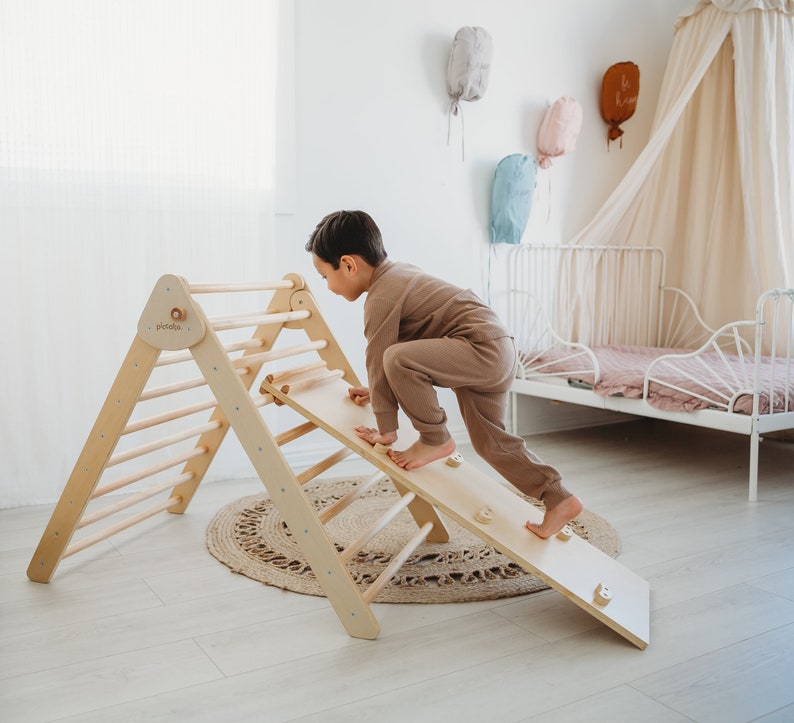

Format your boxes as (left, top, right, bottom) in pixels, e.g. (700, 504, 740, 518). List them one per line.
(445, 452, 464, 467)
(594, 582, 612, 606)
(556, 524, 574, 541)
(474, 506, 494, 524)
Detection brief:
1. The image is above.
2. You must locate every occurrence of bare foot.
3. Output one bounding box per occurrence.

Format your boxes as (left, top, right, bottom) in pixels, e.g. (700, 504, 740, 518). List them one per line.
(525, 495, 584, 539)
(389, 438, 456, 470)
(354, 426, 397, 447)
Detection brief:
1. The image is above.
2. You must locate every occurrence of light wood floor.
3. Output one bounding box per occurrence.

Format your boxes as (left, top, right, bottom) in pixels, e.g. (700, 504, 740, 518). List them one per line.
(1, 419, 793, 723)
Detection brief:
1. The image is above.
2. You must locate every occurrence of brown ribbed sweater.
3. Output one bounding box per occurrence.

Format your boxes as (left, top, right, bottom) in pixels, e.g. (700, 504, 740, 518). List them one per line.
(363, 260, 509, 433)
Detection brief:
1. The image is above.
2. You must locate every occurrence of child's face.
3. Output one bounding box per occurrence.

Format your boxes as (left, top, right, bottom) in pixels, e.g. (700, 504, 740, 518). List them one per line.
(312, 254, 365, 302)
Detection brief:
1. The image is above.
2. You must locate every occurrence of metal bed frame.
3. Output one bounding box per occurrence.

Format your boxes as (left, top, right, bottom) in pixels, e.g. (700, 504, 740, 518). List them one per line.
(506, 244, 793, 501)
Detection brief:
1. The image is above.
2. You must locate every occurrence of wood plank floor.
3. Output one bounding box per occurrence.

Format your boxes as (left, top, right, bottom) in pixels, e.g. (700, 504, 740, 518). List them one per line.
(1, 419, 793, 722)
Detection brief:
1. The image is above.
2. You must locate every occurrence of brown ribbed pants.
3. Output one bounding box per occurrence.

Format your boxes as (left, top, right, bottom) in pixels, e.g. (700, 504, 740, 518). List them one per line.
(381, 335, 572, 510)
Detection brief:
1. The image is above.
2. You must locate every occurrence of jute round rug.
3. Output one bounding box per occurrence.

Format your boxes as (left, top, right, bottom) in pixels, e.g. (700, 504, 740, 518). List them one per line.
(206, 476, 620, 603)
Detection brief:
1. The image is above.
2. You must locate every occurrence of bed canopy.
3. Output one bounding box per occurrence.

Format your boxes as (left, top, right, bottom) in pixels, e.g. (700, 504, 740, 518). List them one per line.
(571, 0, 793, 330)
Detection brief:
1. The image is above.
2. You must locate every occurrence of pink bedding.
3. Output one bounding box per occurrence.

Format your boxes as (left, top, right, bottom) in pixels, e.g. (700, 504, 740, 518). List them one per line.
(522, 345, 793, 415)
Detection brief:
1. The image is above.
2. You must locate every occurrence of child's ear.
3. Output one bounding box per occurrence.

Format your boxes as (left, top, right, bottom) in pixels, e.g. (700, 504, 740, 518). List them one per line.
(339, 254, 358, 275)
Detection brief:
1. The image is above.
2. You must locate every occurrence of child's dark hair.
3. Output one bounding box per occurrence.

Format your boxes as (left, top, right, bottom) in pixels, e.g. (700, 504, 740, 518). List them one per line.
(305, 210, 388, 269)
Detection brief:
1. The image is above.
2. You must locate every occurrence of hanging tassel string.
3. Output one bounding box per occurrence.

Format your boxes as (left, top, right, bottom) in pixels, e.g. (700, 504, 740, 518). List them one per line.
(447, 97, 465, 162)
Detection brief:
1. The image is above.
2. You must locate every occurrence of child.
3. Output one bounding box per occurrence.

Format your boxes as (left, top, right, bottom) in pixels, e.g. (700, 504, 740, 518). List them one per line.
(305, 210, 583, 538)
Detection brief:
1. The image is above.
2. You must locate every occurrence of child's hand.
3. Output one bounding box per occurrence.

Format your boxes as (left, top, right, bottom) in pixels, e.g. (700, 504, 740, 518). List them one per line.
(354, 426, 397, 446)
(348, 386, 371, 405)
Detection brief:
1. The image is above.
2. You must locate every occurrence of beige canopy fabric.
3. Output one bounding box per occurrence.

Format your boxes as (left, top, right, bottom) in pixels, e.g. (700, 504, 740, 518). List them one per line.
(570, 0, 793, 331)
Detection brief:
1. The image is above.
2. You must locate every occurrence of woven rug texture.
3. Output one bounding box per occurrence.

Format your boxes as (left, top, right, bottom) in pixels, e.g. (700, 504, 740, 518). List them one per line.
(206, 476, 620, 604)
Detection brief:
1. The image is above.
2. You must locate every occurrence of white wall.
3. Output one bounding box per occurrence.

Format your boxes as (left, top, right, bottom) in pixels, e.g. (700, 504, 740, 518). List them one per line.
(275, 0, 693, 441)
(1, 1, 694, 507)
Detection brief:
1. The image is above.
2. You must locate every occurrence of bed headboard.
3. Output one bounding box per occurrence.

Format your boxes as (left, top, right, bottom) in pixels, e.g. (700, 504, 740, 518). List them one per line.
(507, 244, 668, 350)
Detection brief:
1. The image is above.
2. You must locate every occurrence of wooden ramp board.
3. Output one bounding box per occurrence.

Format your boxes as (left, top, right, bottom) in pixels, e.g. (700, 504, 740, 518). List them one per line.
(263, 375, 650, 650)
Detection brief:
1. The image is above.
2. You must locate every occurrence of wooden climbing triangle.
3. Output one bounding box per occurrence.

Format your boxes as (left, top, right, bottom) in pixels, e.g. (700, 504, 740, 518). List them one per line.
(28, 272, 650, 649)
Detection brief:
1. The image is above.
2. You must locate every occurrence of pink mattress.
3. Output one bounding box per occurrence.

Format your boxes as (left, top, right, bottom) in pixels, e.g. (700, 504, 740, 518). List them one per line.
(522, 345, 793, 415)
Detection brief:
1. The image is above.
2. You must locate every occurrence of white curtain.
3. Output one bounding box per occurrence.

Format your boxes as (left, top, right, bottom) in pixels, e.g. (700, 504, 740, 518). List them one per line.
(0, 1, 279, 507)
(570, 0, 794, 331)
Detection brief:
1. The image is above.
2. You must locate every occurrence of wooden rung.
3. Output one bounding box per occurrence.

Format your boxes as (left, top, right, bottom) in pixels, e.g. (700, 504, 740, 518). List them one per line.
(280, 369, 345, 395)
(317, 472, 386, 524)
(155, 349, 197, 367)
(139, 374, 210, 401)
(254, 393, 276, 408)
(78, 473, 194, 528)
(236, 339, 329, 371)
(275, 420, 317, 446)
(123, 399, 219, 435)
(188, 280, 295, 293)
(139, 368, 247, 402)
(92, 447, 208, 498)
(362, 522, 434, 604)
(108, 421, 221, 468)
(64, 496, 183, 558)
(340, 491, 417, 564)
(296, 447, 354, 485)
(156, 338, 265, 367)
(265, 360, 327, 385)
(208, 309, 310, 332)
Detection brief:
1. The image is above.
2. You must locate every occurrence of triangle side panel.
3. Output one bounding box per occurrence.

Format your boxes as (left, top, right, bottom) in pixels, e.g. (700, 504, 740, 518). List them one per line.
(27, 335, 161, 582)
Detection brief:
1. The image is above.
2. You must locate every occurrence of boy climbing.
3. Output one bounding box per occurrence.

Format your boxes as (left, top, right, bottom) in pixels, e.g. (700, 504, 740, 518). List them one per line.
(305, 209, 583, 539)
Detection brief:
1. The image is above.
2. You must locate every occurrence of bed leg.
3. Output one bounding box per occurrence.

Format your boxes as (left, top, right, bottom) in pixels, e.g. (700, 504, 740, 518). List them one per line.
(748, 429, 760, 502)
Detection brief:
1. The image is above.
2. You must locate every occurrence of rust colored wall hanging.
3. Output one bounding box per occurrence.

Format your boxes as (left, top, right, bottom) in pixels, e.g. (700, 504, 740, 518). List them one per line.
(600, 61, 639, 149)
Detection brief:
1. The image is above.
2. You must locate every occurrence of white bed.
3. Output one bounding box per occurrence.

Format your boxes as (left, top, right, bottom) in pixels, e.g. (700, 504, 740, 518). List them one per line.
(506, 244, 794, 501)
